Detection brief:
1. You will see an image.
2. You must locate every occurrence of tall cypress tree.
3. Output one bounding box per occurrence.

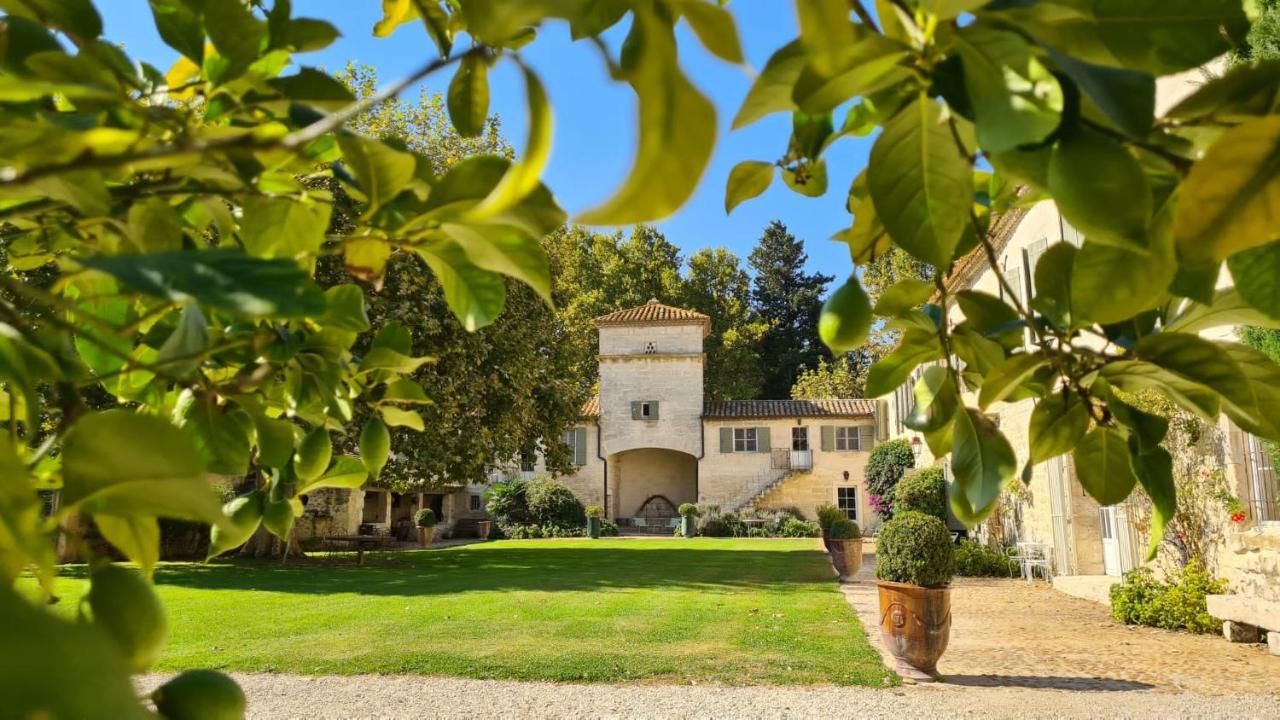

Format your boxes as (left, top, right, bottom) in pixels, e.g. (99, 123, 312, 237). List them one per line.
(748, 220, 834, 398)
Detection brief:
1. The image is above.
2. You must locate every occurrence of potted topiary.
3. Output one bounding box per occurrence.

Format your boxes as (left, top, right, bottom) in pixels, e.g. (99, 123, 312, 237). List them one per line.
(874, 511, 955, 681)
(677, 503, 699, 538)
(893, 467, 947, 522)
(827, 517, 863, 579)
(414, 508, 437, 548)
(815, 503, 844, 552)
(586, 505, 604, 539)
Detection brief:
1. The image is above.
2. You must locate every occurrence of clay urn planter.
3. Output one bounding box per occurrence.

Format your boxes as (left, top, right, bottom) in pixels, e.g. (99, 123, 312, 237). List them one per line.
(873, 511, 956, 682)
(413, 508, 437, 548)
(826, 517, 863, 580)
(476, 519, 492, 540)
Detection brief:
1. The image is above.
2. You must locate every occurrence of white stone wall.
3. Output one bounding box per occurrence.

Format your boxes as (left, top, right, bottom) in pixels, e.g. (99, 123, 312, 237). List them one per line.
(598, 323, 704, 356)
(599, 357, 704, 457)
(612, 448, 698, 518)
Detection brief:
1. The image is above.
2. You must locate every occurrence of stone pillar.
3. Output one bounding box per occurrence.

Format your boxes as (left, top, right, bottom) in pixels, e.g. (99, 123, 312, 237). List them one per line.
(1269, 631, 1280, 657)
(382, 491, 392, 526)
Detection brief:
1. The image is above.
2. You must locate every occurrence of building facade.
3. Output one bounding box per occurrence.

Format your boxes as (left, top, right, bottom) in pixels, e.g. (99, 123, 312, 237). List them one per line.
(298, 299, 885, 539)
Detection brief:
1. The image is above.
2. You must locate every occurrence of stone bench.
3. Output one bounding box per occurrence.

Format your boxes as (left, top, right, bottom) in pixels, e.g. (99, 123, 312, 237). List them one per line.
(1206, 595, 1280, 655)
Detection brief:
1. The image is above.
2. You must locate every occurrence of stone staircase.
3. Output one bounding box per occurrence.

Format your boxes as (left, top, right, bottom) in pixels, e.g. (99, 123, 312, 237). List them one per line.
(731, 468, 797, 512)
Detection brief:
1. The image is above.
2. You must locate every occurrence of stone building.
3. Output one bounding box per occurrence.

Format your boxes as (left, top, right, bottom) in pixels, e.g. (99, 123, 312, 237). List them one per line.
(876, 65, 1280, 654)
(300, 299, 883, 539)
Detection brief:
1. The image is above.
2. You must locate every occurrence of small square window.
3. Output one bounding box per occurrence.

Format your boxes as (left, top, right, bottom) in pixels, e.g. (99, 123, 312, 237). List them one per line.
(469, 494, 482, 512)
(834, 426, 859, 451)
(733, 427, 758, 453)
(520, 452, 535, 472)
(837, 486, 858, 521)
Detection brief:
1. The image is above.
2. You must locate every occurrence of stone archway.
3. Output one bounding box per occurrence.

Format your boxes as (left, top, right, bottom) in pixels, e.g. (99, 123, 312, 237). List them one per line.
(608, 448, 696, 532)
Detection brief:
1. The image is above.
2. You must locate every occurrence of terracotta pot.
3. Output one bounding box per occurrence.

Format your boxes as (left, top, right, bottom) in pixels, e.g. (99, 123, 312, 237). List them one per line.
(821, 533, 831, 553)
(418, 527, 433, 547)
(476, 520, 492, 540)
(876, 581, 951, 682)
(829, 538, 863, 578)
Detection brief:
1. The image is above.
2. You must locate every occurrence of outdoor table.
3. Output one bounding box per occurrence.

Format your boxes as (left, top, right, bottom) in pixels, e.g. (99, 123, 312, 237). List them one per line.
(323, 534, 393, 565)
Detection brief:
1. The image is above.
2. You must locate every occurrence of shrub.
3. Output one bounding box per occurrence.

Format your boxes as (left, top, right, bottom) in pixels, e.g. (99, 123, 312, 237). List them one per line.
(779, 518, 821, 537)
(526, 478, 587, 527)
(413, 508, 437, 528)
(894, 467, 947, 521)
(585, 505, 604, 519)
(1110, 560, 1227, 634)
(875, 511, 954, 587)
(865, 438, 916, 521)
(485, 479, 529, 525)
(678, 503, 699, 518)
(697, 509, 745, 537)
(815, 504, 845, 535)
(827, 517, 862, 540)
(953, 540, 1016, 577)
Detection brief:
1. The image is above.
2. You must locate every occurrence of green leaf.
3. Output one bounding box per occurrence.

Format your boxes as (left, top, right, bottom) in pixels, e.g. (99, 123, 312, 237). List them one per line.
(360, 347, 433, 375)
(79, 249, 326, 318)
(867, 95, 971, 267)
(239, 196, 331, 259)
(441, 222, 552, 305)
(819, 276, 871, 353)
(795, 0, 856, 77)
(1167, 61, 1280, 123)
(0, 443, 54, 586)
(781, 160, 828, 197)
(1132, 446, 1175, 560)
(725, 161, 774, 214)
(336, 134, 418, 216)
(955, 25, 1063, 153)
(154, 302, 208, 376)
(208, 490, 263, 559)
(203, 0, 266, 83)
(1069, 240, 1172, 325)
(268, 67, 356, 110)
(950, 407, 1016, 524)
(874, 278, 935, 317)
(905, 365, 958, 434)
(448, 53, 490, 138)
(413, 240, 506, 331)
(1105, 387, 1169, 454)
(126, 197, 184, 253)
(380, 378, 431, 405)
(0, 0, 102, 40)
(33, 171, 110, 217)
(424, 156, 565, 237)
(1028, 393, 1090, 465)
(1029, 241, 1075, 329)
(1166, 289, 1280, 333)
(999, 0, 1248, 76)
(380, 405, 424, 431)
(733, 40, 806, 129)
(1073, 426, 1138, 506)
(320, 284, 371, 332)
(1175, 117, 1280, 266)
(955, 290, 1022, 349)
(299, 455, 368, 492)
(791, 32, 911, 115)
(359, 417, 391, 479)
(1041, 44, 1153, 139)
(94, 515, 160, 579)
(978, 353, 1048, 409)
(467, 65, 552, 219)
(1098, 360, 1220, 420)
(950, 327, 1008, 378)
(174, 391, 253, 476)
(578, 8, 716, 224)
(678, 0, 744, 63)
(1049, 129, 1151, 249)
(864, 329, 943, 398)
(372, 320, 413, 355)
(244, 407, 294, 469)
(60, 411, 227, 527)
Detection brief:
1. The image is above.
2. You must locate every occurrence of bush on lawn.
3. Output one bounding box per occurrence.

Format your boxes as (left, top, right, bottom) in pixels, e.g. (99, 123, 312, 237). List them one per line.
(827, 517, 861, 540)
(486, 476, 589, 539)
(493, 520, 619, 539)
(779, 518, 821, 537)
(485, 479, 530, 525)
(526, 477, 587, 526)
(875, 511, 954, 587)
(894, 467, 947, 521)
(678, 503, 699, 518)
(1109, 560, 1226, 634)
(953, 540, 1016, 577)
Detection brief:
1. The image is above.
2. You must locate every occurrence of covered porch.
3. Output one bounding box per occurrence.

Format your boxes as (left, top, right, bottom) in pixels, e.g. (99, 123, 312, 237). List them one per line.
(606, 447, 697, 534)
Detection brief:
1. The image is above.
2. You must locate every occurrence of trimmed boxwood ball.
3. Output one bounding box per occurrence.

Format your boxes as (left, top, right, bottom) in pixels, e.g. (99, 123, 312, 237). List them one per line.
(893, 467, 947, 521)
(414, 508, 437, 528)
(827, 517, 861, 540)
(875, 511, 955, 587)
(678, 503, 700, 518)
(815, 503, 844, 534)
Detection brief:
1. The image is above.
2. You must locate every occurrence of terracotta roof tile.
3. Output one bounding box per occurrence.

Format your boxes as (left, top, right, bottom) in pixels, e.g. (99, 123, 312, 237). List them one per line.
(580, 396, 599, 417)
(594, 299, 710, 329)
(702, 399, 876, 420)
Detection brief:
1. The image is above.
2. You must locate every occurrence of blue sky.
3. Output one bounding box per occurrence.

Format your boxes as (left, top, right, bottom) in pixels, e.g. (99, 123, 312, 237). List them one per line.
(101, 3, 873, 284)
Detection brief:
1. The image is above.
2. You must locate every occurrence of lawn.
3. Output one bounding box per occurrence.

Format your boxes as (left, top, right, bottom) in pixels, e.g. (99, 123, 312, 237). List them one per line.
(39, 538, 894, 686)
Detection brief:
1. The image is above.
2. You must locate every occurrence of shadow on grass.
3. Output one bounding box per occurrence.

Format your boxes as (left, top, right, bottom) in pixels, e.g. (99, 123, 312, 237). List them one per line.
(57, 543, 838, 598)
(943, 674, 1155, 691)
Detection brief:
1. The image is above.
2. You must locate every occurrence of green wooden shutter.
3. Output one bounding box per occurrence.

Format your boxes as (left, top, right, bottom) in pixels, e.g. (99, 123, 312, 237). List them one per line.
(650, 401, 659, 420)
(820, 426, 834, 452)
(858, 425, 876, 451)
(719, 427, 733, 453)
(757, 427, 770, 453)
(574, 427, 587, 465)
(631, 401, 641, 420)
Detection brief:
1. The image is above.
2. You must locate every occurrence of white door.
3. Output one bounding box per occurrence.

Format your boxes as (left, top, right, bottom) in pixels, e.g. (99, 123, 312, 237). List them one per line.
(790, 427, 812, 470)
(1099, 506, 1121, 576)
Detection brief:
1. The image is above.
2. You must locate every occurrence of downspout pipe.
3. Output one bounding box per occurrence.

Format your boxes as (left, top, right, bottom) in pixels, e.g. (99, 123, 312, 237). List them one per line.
(596, 417, 608, 519)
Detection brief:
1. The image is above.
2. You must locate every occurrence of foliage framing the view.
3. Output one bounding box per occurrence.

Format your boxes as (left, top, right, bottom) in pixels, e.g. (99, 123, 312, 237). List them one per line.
(1, 0, 1278, 716)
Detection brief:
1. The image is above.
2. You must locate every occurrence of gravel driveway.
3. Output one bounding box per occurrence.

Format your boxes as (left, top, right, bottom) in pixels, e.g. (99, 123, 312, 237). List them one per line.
(138, 672, 1280, 719)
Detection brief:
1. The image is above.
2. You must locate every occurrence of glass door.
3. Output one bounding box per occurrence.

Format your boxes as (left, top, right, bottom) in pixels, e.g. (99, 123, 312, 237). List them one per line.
(790, 427, 812, 469)
(1099, 506, 1121, 576)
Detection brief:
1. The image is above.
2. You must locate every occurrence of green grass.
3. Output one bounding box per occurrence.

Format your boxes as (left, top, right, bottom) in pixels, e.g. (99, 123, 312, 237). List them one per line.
(40, 538, 894, 685)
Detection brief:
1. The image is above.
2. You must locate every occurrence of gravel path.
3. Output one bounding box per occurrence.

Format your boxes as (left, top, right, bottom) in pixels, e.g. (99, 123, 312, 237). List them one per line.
(138, 672, 1280, 719)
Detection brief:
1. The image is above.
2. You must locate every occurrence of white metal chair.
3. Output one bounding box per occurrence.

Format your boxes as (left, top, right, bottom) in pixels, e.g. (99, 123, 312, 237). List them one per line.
(1015, 542, 1053, 584)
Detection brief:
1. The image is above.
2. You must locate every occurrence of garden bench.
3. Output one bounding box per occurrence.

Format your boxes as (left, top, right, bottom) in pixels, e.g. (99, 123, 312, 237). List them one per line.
(323, 534, 394, 565)
(1206, 595, 1280, 656)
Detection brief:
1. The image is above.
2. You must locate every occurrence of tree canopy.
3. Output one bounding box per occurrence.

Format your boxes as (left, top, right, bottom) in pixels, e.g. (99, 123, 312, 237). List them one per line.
(749, 221, 834, 398)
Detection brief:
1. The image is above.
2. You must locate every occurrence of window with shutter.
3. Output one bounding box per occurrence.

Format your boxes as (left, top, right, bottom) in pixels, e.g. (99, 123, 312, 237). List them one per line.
(719, 427, 733, 453)
(574, 427, 587, 466)
(732, 427, 758, 452)
(858, 425, 875, 451)
(757, 427, 771, 453)
(820, 426, 834, 452)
